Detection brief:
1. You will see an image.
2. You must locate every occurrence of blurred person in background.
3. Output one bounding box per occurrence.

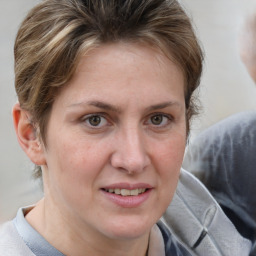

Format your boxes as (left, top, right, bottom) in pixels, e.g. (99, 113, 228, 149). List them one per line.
(183, 9, 256, 256)
(240, 11, 256, 82)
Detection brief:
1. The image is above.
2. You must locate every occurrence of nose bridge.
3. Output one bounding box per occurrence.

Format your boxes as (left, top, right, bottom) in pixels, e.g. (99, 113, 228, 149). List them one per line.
(125, 125, 144, 159)
(111, 124, 150, 173)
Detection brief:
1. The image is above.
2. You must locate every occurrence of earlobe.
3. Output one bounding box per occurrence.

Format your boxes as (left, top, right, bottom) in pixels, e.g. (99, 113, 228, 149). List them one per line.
(12, 102, 46, 166)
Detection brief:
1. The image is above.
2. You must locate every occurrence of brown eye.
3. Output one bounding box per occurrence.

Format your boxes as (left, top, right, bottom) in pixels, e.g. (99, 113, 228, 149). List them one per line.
(151, 115, 163, 125)
(88, 115, 102, 126)
(83, 114, 109, 130)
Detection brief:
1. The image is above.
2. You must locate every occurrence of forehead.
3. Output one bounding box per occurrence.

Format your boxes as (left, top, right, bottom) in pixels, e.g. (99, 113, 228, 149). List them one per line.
(54, 42, 185, 108)
(77, 42, 174, 70)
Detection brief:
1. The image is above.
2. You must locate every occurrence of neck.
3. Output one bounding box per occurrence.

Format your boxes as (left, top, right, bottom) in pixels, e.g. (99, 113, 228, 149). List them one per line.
(26, 198, 150, 256)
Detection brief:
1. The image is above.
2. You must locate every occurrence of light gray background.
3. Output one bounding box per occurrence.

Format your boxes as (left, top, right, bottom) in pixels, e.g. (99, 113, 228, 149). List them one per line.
(1, 0, 256, 222)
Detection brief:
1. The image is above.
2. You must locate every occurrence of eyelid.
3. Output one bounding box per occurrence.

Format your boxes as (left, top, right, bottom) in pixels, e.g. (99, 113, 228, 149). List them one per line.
(146, 113, 173, 127)
(81, 113, 110, 128)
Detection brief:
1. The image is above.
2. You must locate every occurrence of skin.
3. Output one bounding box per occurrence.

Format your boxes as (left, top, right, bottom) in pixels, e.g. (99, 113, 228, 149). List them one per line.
(13, 42, 187, 256)
(239, 16, 256, 83)
(240, 56, 256, 83)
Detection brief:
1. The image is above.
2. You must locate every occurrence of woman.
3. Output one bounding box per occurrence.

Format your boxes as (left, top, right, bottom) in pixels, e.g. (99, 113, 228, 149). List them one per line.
(0, 0, 251, 255)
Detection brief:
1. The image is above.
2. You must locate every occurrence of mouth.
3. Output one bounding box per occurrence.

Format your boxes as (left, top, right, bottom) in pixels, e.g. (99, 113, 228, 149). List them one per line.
(101, 184, 152, 207)
(102, 188, 148, 196)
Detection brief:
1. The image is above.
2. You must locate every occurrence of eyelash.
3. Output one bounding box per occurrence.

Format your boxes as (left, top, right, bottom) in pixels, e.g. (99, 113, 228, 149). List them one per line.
(82, 114, 109, 128)
(146, 113, 173, 128)
(81, 113, 173, 130)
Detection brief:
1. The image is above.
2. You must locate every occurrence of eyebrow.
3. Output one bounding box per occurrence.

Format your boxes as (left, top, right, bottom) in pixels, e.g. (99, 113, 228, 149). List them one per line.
(146, 101, 182, 112)
(68, 100, 121, 113)
(68, 100, 181, 112)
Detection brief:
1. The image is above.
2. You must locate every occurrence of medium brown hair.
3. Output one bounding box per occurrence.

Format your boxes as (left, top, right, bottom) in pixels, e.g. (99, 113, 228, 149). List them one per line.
(14, 0, 204, 177)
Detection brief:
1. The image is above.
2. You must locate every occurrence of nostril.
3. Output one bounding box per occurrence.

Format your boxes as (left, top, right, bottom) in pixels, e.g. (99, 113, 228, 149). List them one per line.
(110, 152, 150, 174)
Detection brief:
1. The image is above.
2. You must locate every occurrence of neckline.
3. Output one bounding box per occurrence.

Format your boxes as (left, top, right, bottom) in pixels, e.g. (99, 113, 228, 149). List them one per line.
(13, 207, 65, 256)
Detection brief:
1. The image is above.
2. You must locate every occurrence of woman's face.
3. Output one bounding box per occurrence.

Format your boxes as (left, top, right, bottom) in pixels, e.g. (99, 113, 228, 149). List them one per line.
(42, 42, 186, 241)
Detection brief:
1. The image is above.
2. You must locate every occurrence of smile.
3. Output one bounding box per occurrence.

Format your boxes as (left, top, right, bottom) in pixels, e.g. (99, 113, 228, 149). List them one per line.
(101, 185, 152, 207)
(103, 188, 147, 196)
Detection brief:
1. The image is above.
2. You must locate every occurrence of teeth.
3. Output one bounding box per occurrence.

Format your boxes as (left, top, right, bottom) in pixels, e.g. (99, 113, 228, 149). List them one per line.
(105, 188, 147, 196)
(121, 189, 130, 196)
(131, 189, 139, 196)
(114, 188, 121, 195)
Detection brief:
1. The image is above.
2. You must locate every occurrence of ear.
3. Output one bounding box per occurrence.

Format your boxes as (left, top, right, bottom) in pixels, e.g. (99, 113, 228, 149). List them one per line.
(12, 102, 46, 166)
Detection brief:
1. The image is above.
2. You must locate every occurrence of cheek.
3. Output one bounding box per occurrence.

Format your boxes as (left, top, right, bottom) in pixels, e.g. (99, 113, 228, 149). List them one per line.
(153, 133, 186, 170)
(152, 133, 186, 192)
(148, 136, 186, 219)
(44, 139, 100, 210)
(46, 134, 112, 194)
(56, 142, 99, 179)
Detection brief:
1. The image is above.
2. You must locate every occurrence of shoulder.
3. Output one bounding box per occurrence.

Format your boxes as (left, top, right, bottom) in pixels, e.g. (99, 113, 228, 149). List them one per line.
(157, 220, 193, 256)
(163, 169, 252, 256)
(0, 221, 35, 256)
(183, 110, 256, 174)
(194, 110, 256, 144)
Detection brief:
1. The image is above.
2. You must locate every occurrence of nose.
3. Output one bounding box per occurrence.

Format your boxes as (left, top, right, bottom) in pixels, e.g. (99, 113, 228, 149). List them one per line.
(110, 127, 151, 174)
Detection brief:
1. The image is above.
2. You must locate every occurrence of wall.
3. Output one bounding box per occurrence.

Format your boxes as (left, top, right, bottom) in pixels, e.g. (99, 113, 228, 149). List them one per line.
(181, 0, 256, 138)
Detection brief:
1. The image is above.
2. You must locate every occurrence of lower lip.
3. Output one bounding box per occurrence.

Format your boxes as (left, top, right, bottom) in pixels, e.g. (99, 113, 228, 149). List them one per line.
(101, 189, 152, 208)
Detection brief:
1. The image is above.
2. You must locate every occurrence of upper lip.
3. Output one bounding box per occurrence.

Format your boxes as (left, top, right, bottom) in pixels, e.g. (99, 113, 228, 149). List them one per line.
(102, 183, 153, 190)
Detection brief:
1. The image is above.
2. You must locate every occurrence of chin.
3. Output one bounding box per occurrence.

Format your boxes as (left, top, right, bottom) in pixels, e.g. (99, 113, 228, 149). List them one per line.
(102, 216, 153, 240)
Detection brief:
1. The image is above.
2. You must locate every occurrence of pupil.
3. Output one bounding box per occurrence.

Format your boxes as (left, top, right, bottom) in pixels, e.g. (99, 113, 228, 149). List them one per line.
(151, 115, 162, 125)
(89, 116, 101, 126)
